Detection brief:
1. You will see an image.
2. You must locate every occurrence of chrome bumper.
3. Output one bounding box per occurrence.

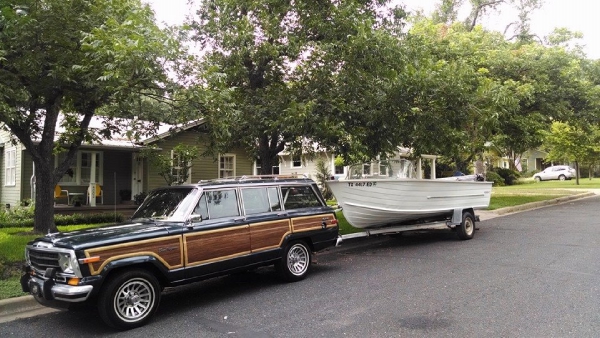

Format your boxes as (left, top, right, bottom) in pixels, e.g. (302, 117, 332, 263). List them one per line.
(24, 274, 93, 303)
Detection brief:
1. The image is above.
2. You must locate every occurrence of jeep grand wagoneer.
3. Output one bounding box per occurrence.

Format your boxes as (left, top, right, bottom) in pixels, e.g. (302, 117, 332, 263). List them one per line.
(21, 176, 338, 330)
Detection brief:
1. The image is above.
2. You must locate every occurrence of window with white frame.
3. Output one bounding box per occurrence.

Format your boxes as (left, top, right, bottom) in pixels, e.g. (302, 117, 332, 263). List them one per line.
(292, 156, 302, 168)
(219, 154, 236, 178)
(171, 150, 192, 184)
(5, 148, 16, 186)
(255, 159, 280, 175)
(56, 151, 103, 185)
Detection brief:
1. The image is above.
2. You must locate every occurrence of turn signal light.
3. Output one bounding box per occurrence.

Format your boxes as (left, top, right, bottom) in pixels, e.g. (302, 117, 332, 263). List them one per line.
(67, 278, 80, 286)
(79, 256, 100, 264)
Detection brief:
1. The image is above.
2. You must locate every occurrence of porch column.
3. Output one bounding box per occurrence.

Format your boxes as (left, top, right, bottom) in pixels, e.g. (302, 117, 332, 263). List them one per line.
(89, 153, 97, 207)
(431, 157, 436, 179)
(416, 158, 423, 179)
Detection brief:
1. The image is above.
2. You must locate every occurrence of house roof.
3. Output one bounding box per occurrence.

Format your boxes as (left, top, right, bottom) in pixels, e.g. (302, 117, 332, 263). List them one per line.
(46, 115, 206, 149)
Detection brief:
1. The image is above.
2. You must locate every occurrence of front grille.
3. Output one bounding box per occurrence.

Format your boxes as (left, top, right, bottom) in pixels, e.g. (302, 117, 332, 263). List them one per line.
(28, 249, 60, 272)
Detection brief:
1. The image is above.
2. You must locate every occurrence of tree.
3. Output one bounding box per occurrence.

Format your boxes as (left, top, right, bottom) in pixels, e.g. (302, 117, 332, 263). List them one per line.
(0, 0, 180, 233)
(544, 122, 600, 185)
(403, 20, 513, 171)
(189, 0, 410, 171)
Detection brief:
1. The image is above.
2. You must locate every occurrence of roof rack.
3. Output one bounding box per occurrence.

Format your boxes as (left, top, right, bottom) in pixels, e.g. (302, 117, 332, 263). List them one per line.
(197, 174, 309, 184)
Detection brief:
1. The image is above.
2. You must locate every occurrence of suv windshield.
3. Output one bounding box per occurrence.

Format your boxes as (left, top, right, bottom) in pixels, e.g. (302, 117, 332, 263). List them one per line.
(132, 187, 198, 221)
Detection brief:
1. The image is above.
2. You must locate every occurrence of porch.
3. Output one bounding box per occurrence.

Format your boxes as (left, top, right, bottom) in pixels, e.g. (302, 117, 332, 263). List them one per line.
(54, 203, 138, 218)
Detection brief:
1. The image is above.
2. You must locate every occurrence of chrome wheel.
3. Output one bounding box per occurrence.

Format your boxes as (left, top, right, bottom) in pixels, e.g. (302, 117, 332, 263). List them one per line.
(287, 243, 309, 276)
(114, 278, 156, 323)
(277, 241, 311, 282)
(98, 270, 161, 329)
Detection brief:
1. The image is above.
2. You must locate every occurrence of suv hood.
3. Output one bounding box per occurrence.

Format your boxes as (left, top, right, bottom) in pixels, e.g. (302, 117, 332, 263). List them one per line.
(31, 221, 179, 251)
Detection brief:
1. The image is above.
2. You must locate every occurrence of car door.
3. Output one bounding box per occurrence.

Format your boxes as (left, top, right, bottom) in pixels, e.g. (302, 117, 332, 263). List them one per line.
(280, 184, 336, 233)
(184, 188, 251, 278)
(241, 186, 290, 262)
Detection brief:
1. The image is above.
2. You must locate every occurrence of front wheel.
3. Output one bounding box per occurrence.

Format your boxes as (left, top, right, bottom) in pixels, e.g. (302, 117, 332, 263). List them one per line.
(558, 175, 566, 181)
(98, 269, 161, 330)
(534, 176, 541, 182)
(276, 241, 311, 282)
(456, 211, 476, 240)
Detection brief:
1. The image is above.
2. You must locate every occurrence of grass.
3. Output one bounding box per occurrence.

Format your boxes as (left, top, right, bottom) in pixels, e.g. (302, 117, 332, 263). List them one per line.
(0, 224, 103, 300)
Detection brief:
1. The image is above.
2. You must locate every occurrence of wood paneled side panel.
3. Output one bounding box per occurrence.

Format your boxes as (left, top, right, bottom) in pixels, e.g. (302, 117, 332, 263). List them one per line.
(292, 213, 335, 232)
(85, 236, 183, 275)
(250, 220, 291, 252)
(185, 226, 250, 266)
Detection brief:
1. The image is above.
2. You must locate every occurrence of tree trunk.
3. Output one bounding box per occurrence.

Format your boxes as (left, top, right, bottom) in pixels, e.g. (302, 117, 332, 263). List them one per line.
(33, 159, 58, 234)
(258, 133, 285, 175)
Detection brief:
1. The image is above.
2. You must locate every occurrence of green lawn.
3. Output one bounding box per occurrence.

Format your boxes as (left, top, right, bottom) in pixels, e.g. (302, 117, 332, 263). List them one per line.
(0, 224, 102, 300)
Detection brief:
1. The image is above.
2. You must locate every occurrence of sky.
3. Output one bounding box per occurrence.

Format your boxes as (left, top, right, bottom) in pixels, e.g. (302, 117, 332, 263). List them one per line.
(146, 0, 600, 59)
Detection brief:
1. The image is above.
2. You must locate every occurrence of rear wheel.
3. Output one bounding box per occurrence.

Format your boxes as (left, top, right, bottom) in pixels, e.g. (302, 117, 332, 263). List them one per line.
(98, 269, 161, 330)
(558, 175, 566, 181)
(456, 211, 476, 240)
(276, 241, 311, 282)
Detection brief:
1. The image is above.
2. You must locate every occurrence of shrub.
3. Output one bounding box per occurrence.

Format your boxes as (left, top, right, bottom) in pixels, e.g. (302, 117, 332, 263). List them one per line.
(485, 171, 505, 186)
(134, 192, 147, 205)
(0, 212, 124, 229)
(315, 158, 333, 200)
(492, 168, 521, 186)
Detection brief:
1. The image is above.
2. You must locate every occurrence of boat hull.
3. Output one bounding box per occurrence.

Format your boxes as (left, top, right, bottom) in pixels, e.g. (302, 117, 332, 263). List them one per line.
(326, 179, 492, 229)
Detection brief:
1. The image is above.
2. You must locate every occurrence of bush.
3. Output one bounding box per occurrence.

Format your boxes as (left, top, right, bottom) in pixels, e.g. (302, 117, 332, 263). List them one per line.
(492, 168, 521, 186)
(485, 171, 505, 186)
(0, 211, 124, 229)
(315, 158, 333, 200)
(134, 192, 147, 205)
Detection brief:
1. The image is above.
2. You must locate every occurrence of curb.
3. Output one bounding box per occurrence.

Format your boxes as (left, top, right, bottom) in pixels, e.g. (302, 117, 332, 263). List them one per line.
(0, 295, 59, 324)
(493, 191, 596, 216)
(0, 191, 596, 323)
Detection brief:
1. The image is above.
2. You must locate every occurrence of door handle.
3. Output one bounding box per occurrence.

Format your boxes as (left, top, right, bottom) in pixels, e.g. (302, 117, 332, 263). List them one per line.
(234, 217, 246, 222)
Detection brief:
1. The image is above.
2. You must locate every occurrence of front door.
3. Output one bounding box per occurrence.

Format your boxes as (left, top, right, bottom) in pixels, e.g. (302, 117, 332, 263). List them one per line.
(131, 153, 144, 199)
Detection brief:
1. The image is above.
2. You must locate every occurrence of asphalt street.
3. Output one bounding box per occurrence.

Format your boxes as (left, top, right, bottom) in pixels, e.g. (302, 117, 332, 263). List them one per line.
(2, 196, 600, 337)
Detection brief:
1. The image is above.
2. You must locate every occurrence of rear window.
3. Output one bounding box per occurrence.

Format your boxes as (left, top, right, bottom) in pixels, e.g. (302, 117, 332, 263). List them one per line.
(241, 187, 282, 215)
(281, 185, 322, 210)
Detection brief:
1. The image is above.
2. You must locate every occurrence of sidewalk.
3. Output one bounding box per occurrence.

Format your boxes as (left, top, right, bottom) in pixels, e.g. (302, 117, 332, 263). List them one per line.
(1, 191, 596, 323)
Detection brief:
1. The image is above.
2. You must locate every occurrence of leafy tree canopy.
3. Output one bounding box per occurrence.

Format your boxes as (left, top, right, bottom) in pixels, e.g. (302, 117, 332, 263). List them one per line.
(0, 0, 182, 232)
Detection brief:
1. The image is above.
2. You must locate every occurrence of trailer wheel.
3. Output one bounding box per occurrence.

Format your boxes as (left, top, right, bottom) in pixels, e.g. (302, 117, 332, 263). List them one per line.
(456, 211, 476, 240)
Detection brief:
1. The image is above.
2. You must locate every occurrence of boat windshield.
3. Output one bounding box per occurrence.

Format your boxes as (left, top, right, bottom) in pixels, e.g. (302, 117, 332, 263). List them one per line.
(346, 159, 416, 179)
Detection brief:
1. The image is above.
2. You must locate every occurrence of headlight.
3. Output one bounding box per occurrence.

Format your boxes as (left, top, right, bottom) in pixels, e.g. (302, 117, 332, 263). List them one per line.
(57, 252, 82, 277)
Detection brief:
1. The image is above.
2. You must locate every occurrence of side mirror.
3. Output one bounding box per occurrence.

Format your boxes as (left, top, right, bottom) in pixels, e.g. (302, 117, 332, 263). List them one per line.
(189, 215, 203, 223)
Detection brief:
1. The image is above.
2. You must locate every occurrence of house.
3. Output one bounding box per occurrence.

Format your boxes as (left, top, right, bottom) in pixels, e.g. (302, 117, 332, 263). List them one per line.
(274, 147, 438, 181)
(0, 117, 253, 209)
(486, 149, 548, 172)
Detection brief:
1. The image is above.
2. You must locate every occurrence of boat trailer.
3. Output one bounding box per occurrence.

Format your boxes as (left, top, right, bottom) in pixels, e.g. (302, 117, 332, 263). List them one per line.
(336, 208, 480, 246)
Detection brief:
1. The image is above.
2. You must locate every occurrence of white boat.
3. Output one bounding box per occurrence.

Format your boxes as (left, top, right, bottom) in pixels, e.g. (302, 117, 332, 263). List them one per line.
(326, 159, 492, 229)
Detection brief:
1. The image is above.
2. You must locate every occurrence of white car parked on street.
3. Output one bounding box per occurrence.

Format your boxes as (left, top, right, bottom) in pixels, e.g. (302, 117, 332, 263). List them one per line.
(533, 165, 576, 181)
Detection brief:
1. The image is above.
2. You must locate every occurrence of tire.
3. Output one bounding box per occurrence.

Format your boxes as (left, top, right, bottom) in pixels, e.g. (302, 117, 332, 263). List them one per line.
(456, 211, 476, 240)
(98, 269, 161, 330)
(534, 176, 541, 182)
(276, 241, 311, 282)
(558, 175, 566, 181)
